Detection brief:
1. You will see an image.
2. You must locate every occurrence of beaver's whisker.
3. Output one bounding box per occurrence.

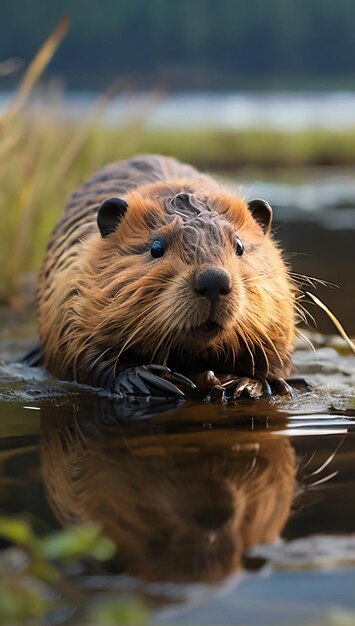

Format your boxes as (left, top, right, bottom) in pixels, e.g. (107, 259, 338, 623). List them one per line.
(296, 301, 316, 327)
(241, 272, 275, 284)
(266, 336, 283, 369)
(305, 438, 344, 480)
(241, 181, 262, 203)
(234, 324, 257, 376)
(296, 329, 318, 363)
(244, 338, 255, 376)
(307, 471, 339, 487)
(289, 272, 336, 289)
(295, 306, 307, 325)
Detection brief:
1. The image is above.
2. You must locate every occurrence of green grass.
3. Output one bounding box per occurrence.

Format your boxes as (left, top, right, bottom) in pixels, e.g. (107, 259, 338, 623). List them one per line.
(2, 110, 355, 305)
(0, 516, 147, 625)
(2, 16, 355, 306)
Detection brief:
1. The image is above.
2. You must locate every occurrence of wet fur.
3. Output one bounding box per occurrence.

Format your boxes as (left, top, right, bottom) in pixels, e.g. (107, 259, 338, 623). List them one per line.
(37, 154, 296, 389)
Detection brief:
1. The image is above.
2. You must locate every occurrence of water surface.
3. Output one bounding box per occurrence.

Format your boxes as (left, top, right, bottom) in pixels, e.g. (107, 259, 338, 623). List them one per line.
(3, 90, 355, 131)
(0, 321, 354, 625)
(0, 168, 354, 624)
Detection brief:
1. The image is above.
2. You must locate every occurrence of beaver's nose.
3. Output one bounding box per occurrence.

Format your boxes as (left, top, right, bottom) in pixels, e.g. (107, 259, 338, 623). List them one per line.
(195, 268, 231, 302)
(192, 505, 233, 530)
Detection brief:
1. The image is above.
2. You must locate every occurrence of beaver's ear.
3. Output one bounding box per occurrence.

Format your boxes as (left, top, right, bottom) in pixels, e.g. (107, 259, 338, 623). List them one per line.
(97, 197, 128, 238)
(248, 198, 272, 235)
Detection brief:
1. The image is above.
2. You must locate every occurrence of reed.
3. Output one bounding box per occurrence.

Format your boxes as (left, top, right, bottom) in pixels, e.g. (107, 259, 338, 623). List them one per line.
(3, 115, 355, 307)
(306, 292, 355, 356)
(0, 17, 70, 305)
(2, 20, 355, 307)
(0, 18, 162, 306)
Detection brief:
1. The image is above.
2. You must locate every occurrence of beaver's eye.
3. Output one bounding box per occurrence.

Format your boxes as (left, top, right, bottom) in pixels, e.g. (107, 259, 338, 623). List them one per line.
(150, 240, 165, 258)
(235, 237, 244, 256)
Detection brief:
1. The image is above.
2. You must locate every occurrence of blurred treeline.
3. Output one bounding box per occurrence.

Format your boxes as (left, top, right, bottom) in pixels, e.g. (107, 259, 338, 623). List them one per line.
(2, 0, 355, 90)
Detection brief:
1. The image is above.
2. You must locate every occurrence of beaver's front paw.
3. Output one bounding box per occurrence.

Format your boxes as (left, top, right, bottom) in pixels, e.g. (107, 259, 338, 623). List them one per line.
(224, 375, 312, 401)
(196, 370, 310, 403)
(223, 376, 297, 401)
(224, 376, 268, 400)
(196, 370, 228, 403)
(196, 370, 266, 402)
(114, 365, 195, 399)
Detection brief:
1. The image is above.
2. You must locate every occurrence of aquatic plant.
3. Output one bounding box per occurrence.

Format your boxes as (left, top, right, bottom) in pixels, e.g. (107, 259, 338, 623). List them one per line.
(2, 17, 355, 311)
(0, 18, 158, 306)
(0, 516, 146, 625)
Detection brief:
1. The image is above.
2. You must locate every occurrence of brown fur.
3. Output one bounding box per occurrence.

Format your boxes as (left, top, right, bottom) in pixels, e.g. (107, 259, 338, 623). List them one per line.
(37, 154, 296, 388)
(41, 411, 296, 583)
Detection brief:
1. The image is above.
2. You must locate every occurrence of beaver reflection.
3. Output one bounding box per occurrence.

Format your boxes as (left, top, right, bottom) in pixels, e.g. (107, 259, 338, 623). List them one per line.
(40, 408, 296, 584)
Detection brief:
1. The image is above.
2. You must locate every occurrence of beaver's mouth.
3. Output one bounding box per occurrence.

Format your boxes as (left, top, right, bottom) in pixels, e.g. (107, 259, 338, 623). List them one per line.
(191, 319, 222, 338)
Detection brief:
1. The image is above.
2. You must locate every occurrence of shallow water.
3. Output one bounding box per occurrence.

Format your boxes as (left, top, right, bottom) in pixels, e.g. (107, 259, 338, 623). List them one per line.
(0, 168, 355, 623)
(0, 316, 354, 625)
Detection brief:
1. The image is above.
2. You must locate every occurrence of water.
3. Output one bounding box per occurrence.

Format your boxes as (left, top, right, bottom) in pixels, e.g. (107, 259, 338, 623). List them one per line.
(3, 90, 355, 130)
(0, 167, 354, 624)
(239, 171, 355, 335)
(0, 314, 355, 624)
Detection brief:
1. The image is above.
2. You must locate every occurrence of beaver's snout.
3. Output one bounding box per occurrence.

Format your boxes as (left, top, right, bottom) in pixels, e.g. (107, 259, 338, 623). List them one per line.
(194, 268, 231, 303)
(175, 481, 234, 530)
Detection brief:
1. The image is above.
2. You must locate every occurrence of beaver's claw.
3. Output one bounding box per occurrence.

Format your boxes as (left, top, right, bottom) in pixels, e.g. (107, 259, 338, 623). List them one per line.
(196, 370, 312, 403)
(223, 376, 295, 401)
(195, 371, 266, 403)
(224, 377, 268, 400)
(113, 365, 196, 399)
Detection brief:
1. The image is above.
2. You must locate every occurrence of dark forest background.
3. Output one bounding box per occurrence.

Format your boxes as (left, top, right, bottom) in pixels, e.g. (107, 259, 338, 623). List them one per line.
(2, 0, 355, 90)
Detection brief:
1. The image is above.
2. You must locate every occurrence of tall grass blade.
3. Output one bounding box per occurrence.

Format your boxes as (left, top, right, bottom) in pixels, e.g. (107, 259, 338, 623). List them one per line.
(0, 16, 70, 129)
(306, 291, 355, 355)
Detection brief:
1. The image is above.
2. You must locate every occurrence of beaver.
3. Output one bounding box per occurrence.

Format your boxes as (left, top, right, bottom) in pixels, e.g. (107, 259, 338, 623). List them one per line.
(37, 154, 300, 400)
(41, 406, 296, 583)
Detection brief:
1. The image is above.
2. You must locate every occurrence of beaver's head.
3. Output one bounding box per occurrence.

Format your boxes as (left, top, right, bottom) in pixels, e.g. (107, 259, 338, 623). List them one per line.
(41, 412, 296, 583)
(83, 179, 295, 375)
